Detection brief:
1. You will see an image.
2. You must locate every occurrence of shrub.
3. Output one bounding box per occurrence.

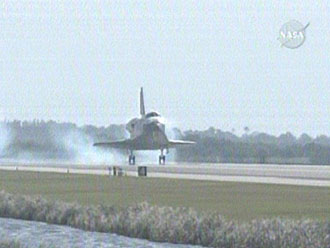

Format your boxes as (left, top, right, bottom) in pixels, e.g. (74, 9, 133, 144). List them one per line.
(0, 191, 328, 247)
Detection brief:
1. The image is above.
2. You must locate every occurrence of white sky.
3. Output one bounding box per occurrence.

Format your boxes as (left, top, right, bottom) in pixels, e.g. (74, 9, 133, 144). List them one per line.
(0, 0, 329, 136)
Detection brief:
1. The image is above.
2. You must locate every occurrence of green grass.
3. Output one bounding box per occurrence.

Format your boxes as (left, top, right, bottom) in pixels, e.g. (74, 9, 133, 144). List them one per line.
(0, 170, 329, 221)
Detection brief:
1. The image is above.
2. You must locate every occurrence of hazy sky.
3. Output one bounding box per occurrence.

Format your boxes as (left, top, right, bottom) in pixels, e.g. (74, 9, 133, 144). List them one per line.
(0, 0, 329, 136)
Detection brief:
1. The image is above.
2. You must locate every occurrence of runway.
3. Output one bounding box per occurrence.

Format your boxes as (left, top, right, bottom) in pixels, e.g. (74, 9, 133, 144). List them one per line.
(0, 162, 329, 187)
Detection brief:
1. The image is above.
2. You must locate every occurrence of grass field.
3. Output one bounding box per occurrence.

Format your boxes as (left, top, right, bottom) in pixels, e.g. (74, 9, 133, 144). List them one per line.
(0, 170, 329, 221)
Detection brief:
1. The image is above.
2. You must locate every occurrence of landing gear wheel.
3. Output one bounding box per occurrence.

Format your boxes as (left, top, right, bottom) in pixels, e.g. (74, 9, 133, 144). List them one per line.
(129, 155, 136, 165)
(159, 155, 166, 165)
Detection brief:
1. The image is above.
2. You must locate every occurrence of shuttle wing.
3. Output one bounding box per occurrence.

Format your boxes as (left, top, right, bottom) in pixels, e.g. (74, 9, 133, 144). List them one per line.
(93, 139, 132, 149)
(168, 140, 196, 147)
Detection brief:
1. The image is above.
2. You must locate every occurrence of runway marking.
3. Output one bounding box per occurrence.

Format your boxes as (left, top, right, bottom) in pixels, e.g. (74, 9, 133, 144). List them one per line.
(0, 164, 329, 187)
(147, 173, 330, 187)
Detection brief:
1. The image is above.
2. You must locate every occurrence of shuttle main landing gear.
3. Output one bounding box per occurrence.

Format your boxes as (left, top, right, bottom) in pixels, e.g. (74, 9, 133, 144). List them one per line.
(159, 149, 166, 165)
(159, 155, 165, 165)
(128, 150, 135, 165)
(129, 155, 135, 165)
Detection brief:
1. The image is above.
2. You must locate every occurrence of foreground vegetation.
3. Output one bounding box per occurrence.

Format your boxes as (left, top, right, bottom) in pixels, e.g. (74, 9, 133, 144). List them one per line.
(0, 171, 329, 220)
(0, 241, 21, 248)
(0, 191, 329, 248)
(0, 241, 49, 248)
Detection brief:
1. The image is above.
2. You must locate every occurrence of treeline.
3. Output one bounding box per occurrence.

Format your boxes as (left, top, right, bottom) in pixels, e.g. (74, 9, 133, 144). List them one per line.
(175, 127, 330, 165)
(0, 120, 127, 160)
(0, 120, 329, 164)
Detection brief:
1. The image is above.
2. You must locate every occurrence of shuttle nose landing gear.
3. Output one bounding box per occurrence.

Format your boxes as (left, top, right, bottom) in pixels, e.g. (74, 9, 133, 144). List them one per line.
(128, 150, 135, 165)
(159, 149, 166, 165)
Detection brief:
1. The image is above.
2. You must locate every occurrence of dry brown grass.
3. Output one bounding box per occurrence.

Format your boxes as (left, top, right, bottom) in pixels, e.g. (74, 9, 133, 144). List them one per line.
(0, 191, 329, 248)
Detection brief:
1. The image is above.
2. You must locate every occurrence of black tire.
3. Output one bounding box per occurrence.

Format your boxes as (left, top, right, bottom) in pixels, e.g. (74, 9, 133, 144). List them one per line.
(159, 155, 166, 165)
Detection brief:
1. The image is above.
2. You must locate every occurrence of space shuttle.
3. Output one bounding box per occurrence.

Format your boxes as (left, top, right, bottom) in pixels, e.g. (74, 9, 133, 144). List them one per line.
(94, 88, 195, 165)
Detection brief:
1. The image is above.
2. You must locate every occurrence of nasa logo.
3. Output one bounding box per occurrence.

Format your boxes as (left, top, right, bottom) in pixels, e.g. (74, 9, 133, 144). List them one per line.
(278, 20, 310, 49)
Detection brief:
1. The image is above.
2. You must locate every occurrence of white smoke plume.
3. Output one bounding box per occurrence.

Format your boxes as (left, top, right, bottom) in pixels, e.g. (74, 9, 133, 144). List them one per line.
(0, 123, 11, 157)
(0, 120, 182, 165)
(59, 130, 125, 165)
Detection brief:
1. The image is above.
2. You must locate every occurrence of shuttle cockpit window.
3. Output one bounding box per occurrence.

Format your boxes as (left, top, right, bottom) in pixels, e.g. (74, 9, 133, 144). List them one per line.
(145, 112, 160, 118)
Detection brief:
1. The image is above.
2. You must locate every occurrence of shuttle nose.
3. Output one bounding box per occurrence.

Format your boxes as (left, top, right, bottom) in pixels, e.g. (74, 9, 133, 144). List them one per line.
(145, 120, 165, 132)
(147, 121, 160, 129)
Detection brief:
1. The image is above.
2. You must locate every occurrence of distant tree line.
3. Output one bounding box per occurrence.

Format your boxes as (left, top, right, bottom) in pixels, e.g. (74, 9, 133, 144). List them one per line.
(175, 127, 330, 165)
(0, 120, 127, 160)
(0, 120, 329, 165)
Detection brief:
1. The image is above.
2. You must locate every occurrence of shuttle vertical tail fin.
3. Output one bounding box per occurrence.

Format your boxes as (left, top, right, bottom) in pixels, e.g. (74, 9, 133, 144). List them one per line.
(140, 87, 145, 117)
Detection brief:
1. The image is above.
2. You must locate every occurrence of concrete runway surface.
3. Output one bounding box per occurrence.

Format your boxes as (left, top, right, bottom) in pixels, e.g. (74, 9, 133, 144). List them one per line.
(0, 162, 329, 187)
